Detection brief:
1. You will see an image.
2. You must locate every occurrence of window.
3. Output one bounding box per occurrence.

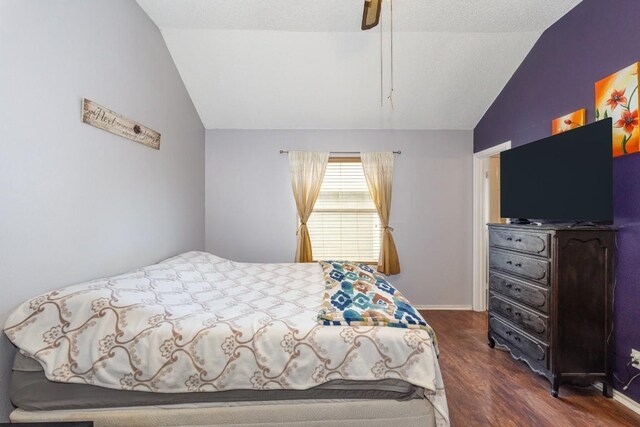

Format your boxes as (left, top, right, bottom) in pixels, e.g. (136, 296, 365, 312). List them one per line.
(307, 158, 381, 263)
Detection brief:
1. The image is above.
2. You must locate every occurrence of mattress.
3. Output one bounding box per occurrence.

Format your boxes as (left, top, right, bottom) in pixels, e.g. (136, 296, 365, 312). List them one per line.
(11, 353, 423, 411)
(5, 252, 449, 425)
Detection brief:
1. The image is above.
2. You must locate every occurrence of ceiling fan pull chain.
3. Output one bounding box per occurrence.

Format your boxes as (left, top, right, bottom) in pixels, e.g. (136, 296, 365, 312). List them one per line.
(387, 0, 394, 110)
(380, 20, 384, 107)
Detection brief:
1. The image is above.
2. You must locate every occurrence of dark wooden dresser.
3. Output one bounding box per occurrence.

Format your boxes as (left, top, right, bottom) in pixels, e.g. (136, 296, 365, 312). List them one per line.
(487, 223, 615, 397)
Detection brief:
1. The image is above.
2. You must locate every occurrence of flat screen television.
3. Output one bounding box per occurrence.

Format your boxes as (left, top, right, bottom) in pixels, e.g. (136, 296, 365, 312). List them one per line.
(500, 118, 613, 223)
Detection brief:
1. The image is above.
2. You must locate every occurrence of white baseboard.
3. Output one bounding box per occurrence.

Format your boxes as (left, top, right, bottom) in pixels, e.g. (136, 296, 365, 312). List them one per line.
(593, 384, 640, 415)
(414, 305, 473, 310)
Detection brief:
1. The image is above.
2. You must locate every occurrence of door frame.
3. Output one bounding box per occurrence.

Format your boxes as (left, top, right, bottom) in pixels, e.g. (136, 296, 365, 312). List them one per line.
(472, 141, 511, 312)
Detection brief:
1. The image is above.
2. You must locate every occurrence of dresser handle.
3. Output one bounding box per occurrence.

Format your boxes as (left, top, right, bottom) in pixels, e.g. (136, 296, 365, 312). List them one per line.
(514, 312, 521, 317)
(505, 283, 513, 289)
(514, 287, 522, 293)
(506, 237, 513, 241)
(515, 263, 522, 267)
(506, 261, 513, 265)
(505, 307, 512, 312)
(515, 238, 522, 242)
(514, 336, 521, 342)
(506, 331, 512, 336)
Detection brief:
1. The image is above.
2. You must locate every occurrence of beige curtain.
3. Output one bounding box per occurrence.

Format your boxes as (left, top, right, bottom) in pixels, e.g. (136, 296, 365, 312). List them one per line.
(288, 151, 329, 263)
(361, 152, 400, 275)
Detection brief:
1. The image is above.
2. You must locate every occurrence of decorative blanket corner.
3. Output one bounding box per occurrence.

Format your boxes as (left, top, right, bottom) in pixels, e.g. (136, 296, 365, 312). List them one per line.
(318, 260, 438, 352)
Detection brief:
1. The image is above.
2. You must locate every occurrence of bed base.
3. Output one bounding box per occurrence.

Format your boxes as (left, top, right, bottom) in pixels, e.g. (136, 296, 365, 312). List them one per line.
(11, 399, 435, 427)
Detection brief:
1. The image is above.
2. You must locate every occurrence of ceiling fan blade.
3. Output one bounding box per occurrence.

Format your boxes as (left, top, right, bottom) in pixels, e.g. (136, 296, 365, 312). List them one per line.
(361, 0, 382, 30)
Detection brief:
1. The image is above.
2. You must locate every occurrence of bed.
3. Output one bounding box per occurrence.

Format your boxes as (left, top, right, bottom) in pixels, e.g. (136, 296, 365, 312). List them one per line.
(4, 251, 449, 426)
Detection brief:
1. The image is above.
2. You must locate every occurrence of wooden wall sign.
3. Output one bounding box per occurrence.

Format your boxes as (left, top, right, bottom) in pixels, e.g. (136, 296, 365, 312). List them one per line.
(82, 98, 161, 150)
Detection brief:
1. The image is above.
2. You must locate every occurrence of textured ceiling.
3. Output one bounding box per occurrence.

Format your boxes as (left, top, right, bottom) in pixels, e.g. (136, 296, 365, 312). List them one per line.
(137, 0, 580, 33)
(137, 0, 582, 129)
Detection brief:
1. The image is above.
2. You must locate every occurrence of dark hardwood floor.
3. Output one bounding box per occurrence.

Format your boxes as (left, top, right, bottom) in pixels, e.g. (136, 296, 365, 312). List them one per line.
(421, 310, 640, 427)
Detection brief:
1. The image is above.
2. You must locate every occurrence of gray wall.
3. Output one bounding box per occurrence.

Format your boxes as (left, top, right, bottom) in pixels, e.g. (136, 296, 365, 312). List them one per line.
(0, 0, 205, 418)
(205, 129, 473, 307)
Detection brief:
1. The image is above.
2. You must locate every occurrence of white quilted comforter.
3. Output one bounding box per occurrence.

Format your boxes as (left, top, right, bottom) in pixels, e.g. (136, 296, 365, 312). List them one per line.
(5, 252, 449, 426)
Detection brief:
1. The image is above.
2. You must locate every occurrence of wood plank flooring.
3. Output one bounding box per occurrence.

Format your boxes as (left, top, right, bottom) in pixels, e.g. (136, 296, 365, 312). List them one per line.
(421, 310, 640, 427)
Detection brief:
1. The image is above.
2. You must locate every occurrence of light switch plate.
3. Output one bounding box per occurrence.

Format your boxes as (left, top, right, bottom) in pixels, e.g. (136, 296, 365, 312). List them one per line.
(631, 349, 640, 370)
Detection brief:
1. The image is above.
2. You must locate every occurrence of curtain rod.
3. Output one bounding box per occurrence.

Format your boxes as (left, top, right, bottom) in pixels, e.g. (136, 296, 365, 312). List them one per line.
(279, 150, 401, 155)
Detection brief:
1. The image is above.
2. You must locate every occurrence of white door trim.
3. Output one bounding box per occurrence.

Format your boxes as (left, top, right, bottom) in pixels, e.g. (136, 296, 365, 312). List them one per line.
(472, 141, 511, 312)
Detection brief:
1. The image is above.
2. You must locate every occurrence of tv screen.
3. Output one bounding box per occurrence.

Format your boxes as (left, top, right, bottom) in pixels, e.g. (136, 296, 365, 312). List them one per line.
(500, 118, 613, 222)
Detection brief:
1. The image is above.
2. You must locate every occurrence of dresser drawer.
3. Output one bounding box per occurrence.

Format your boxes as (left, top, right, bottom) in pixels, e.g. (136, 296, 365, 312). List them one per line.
(489, 293, 549, 342)
(489, 316, 548, 371)
(489, 228, 550, 257)
(489, 249, 550, 285)
(489, 272, 549, 313)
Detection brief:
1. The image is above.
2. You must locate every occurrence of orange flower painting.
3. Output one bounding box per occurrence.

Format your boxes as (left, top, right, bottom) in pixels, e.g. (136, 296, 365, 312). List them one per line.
(595, 62, 639, 157)
(552, 109, 586, 135)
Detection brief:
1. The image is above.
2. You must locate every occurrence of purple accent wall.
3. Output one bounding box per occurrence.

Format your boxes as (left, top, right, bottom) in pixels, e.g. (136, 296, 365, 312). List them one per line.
(475, 0, 640, 402)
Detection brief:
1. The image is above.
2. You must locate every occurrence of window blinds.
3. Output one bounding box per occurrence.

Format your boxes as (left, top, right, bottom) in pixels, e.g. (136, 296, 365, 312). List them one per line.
(307, 160, 381, 262)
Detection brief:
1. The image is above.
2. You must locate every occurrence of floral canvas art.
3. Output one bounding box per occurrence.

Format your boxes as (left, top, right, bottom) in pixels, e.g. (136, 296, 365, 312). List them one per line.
(552, 109, 586, 135)
(595, 62, 639, 157)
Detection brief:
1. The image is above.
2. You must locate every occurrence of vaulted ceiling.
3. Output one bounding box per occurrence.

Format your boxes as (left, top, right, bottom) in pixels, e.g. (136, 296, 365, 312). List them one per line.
(137, 0, 581, 130)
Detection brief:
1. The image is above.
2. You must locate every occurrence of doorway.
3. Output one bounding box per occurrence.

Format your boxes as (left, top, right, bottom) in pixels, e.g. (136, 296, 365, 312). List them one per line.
(487, 155, 506, 225)
(472, 141, 511, 312)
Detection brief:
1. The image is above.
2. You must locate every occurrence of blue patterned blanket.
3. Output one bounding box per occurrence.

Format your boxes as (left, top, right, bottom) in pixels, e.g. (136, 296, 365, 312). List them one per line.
(318, 261, 438, 351)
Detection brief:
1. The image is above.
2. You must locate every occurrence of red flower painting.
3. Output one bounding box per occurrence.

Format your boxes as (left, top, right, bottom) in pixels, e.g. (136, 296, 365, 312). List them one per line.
(606, 89, 627, 111)
(614, 109, 639, 134)
(552, 109, 585, 135)
(595, 62, 640, 156)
